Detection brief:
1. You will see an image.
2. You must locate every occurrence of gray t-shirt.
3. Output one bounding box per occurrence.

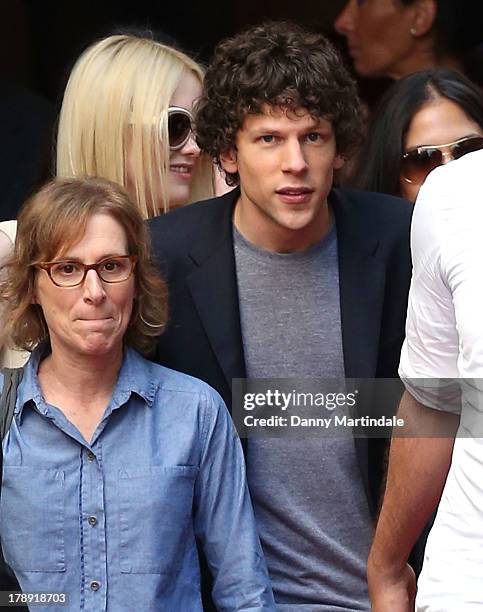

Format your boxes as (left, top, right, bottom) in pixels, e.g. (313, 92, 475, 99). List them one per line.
(234, 224, 373, 611)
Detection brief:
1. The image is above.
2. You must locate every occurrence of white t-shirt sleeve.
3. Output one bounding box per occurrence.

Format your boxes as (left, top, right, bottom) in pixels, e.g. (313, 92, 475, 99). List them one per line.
(400, 151, 483, 413)
(399, 161, 464, 413)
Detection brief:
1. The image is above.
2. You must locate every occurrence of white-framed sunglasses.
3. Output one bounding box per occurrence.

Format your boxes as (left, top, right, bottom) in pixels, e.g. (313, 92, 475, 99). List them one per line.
(166, 106, 195, 150)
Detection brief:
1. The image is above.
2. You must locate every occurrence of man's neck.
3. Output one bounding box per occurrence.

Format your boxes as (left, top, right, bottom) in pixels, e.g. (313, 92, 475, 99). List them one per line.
(233, 196, 332, 254)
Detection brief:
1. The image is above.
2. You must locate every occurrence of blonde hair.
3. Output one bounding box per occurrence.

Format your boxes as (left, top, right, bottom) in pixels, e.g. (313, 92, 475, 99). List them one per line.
(56, 34, 214, 218)
(0, 177, 168, 357)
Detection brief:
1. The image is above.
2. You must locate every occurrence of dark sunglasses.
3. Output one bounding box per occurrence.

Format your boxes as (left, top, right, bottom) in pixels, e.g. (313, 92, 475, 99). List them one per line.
(167, 106, 195, 150)
(401, 135, 483, 185)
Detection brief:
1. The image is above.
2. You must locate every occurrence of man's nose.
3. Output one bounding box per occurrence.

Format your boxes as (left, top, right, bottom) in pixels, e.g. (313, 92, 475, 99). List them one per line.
(83, 269, 107, 305)
(281, 140, 309, 174)
(334, 0, 357, 36)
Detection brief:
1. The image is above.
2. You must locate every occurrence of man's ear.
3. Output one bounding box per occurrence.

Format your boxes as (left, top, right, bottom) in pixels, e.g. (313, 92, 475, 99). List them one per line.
(411, 0, 437, 37)
(334, 154, 345, 171)
(219, 149, 238, 175)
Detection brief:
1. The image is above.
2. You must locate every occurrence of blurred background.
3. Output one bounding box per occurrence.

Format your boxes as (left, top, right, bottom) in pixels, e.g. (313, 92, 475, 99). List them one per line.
(1, 0, 481, 220)
(2, 0, 361, 105)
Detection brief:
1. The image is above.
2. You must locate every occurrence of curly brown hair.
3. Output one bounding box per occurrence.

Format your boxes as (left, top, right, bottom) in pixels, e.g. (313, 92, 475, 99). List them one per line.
(0, 177, 167, 357)
(195, 21, 363, 186)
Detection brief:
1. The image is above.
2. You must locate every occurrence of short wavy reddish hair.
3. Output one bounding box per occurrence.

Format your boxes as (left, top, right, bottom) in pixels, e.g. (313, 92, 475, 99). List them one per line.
(0, 177, 167, 356)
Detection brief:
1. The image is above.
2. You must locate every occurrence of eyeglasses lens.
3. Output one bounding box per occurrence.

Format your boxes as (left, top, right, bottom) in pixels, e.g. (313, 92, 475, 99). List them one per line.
(50, 262, 84, 286)
(403, 148, 443, 184)
(168, 112, 192, 149)
(403, 136, 483, 185)
(97, 258, 133, 283)
(452, 136, 483, 160)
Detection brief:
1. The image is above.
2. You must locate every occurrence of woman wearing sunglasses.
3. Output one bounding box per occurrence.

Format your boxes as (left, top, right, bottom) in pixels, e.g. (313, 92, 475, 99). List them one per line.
(350, 68, 483, 202)
(0, 34, 215, 365)
(56, 33, 215, 218)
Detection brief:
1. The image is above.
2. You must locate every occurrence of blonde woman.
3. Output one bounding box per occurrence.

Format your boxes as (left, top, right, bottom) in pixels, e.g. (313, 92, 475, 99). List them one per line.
(56, 34, 215, 218)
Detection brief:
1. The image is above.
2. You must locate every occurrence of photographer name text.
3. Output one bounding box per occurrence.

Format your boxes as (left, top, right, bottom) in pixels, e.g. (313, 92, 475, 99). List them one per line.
(243, 414, 404, 428)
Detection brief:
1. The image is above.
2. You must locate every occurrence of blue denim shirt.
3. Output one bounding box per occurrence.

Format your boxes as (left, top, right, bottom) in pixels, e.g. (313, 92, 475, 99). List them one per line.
(0, 346, 275, 611)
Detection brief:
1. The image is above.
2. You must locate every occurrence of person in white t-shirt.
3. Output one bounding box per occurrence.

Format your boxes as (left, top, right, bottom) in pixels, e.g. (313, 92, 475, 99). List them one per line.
(367, 148, 483, 612)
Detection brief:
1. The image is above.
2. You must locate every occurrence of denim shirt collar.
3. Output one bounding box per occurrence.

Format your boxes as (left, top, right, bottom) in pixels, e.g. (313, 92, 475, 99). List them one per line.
(15, 344, 157, 422)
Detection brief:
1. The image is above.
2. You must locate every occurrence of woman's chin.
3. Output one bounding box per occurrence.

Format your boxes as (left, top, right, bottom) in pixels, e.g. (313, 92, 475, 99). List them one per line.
(72, 334, 122, 359)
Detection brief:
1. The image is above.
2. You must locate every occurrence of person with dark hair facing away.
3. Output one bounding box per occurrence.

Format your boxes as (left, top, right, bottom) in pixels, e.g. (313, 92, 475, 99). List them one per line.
(334, 0, 481, 83)
(149, 21, 412, 611)
(351, 68, 483, 201)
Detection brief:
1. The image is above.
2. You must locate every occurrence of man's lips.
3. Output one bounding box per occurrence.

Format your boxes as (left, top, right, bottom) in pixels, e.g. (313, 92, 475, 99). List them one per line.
(276, 187, 313, 195)
(276, 186, 314, 203)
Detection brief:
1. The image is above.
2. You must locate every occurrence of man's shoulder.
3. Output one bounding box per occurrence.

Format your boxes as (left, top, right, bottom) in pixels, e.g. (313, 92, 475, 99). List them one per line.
(333, 187, 413, 219)
(149, 190, 237, 246)
(148, 190, 237, 272)
(150, 193, 230, 227)
(332, 188, 413, 240)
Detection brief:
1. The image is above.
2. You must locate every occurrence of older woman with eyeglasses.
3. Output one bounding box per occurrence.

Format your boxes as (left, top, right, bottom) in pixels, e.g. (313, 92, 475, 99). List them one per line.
(0, 177, 275, 611)
(56, 33, 217, 217)
(349, 68, 483, 202)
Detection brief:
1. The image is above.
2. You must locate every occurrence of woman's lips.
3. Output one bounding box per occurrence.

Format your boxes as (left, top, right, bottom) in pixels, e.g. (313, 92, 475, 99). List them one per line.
(77, 317, 113, 326)
(170, 164, 194, 180)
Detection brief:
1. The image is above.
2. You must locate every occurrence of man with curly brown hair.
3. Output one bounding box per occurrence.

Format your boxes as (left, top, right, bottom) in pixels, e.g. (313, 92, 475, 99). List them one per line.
(149, 21, 412, 611)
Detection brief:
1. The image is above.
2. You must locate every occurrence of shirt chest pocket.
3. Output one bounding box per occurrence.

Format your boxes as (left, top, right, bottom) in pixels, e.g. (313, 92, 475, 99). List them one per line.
(118, 465, 198, 574)
(0, 467, 65, 572)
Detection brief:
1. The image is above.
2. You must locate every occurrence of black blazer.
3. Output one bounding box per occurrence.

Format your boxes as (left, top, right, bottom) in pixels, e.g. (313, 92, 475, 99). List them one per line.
(149, 186, 413, 517)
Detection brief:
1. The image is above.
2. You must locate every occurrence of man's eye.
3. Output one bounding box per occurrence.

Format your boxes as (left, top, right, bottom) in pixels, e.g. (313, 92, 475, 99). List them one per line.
(260, 135, 275, 143)
(306, 132, 323, 143)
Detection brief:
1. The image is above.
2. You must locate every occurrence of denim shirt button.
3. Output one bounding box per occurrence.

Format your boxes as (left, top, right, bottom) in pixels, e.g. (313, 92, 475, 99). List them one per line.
(90, 580, 101, 591)
(88, 515, 97, 526)
(87, 451, 95, 461)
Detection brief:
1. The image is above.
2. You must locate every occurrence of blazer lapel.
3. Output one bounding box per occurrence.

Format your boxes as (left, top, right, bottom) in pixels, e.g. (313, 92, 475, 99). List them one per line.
(332, 189, 388, 517)
(186, 189, 246, 391)
(332, 190, 386, 379)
